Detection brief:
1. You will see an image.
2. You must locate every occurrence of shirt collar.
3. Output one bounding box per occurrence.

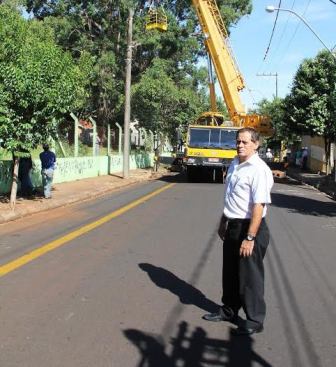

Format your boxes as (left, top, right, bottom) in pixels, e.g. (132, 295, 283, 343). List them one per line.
(234, 152, 259, 167)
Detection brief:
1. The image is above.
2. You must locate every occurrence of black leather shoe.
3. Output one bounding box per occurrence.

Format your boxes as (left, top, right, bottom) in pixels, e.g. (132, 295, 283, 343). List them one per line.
(202, 309, 237, 323)
(232, 325, 264, 336)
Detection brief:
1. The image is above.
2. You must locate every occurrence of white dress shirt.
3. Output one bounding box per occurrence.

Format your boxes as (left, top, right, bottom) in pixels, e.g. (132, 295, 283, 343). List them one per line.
(223, 153, 274, 219)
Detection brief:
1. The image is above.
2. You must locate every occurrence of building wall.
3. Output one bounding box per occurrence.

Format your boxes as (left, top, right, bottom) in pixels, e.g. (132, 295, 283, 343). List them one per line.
(301, 135, 335, 173)
(0, 152, 154, 194)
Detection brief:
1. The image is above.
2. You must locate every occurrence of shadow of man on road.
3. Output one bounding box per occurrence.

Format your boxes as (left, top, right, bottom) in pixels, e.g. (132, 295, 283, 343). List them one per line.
(139, 263, 218, 313)
(124, 321, 273, 367)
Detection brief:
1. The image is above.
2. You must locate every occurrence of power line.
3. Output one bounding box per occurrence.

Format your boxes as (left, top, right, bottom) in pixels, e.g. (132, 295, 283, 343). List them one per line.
(276, 0, 312, 61)
(271, 0, 312, 73)
(263, 0, 283, 61)
(267, 0, 296, 62)
(329, 0, 336, 5)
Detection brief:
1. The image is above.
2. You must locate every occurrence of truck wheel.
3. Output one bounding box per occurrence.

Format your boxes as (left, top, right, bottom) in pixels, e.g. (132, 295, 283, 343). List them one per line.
(187, 167, 196, 182)
(215, 169, 224, 183)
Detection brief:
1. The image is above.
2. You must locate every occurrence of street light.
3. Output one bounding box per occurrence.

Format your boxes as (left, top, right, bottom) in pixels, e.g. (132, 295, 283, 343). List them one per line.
(265, 5, 336, 60)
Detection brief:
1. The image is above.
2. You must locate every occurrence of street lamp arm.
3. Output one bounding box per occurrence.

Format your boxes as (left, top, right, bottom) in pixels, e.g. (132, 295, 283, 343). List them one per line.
(266, 6, 336, 59)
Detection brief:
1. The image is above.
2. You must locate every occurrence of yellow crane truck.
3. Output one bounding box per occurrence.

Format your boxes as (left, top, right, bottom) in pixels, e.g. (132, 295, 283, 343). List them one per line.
(184, 0, 273, 182)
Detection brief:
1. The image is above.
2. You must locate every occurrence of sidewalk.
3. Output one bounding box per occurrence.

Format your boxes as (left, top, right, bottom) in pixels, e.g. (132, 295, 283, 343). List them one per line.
(272, 163, 336, 200)
(0, 168, 168, 224)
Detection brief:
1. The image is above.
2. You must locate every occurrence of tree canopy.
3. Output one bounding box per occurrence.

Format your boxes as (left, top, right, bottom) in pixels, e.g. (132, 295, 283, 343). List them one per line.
(254, 98, 290, 143)
(0, 4, 91, 154)
(132, 58, 207, 140)
(23, 0, 253, 139)
(283, 50, 336, 169)
(284, 50, 336, 141)
(253, 50, 336, 171)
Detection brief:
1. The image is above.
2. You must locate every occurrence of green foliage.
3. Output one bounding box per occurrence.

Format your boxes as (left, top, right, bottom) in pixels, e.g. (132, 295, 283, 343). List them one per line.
(284, 50, 336, 140)
(0, 5, 91, 154)
(217, 0, 253, 31)
(282, 50, 336, 170)
(254, 98, 292, 142)
(23, 0, 252, 139)
(254, 51, 336, 150)
(131, 58, 206, 142)
(25, 0, 133, 125)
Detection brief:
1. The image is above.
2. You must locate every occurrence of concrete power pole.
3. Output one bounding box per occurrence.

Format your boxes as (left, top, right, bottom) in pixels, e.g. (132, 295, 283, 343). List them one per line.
(123, 8, 134, 179)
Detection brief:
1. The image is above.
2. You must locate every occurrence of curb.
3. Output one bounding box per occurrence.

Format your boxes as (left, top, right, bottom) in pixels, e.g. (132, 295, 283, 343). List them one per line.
(286, 172, 336, 200)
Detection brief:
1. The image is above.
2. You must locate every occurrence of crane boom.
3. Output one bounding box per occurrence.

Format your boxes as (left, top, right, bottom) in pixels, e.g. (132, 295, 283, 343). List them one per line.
(181, 1, 273, 182)
(192, 0, 246, 123)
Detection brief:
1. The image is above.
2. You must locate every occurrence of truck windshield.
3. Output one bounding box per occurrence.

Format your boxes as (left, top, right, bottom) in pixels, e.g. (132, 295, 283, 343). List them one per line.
(189, 128, 237, 149)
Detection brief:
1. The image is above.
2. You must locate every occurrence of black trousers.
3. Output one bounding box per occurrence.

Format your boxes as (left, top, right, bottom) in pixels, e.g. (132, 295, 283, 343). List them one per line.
(221, 218, 270, 328)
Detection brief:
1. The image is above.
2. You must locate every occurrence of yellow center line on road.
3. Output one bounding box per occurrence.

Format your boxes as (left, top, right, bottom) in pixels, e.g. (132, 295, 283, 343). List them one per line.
(0, 182, 176, 278)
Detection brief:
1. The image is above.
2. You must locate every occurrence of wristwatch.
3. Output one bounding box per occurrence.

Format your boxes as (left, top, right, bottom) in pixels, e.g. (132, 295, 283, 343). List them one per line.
(245, 234, 256, 241)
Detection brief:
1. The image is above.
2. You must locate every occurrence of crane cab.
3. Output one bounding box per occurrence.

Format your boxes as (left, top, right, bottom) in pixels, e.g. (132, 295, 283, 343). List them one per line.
(145, 7, 168, 31)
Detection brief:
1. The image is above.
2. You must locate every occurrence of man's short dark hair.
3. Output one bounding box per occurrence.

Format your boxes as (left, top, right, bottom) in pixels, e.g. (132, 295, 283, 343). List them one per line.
(236, 127, 260, 143)
(42, 144, 49, 150)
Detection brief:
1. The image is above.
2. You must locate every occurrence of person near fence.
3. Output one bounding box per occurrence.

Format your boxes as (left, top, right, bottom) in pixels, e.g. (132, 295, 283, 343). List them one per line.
(301, 147, 308, 170)
(295, 149, 302, 167)
(39, 144, 56, 199)
(202, 127, 274, 336)
(153, 146, 161, 172)
(18, 151, 33, 197)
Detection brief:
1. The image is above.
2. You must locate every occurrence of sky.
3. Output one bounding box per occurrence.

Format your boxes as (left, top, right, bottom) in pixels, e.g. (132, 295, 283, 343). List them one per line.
(224, 0, 336, 111)
(21, 1, 335, 112)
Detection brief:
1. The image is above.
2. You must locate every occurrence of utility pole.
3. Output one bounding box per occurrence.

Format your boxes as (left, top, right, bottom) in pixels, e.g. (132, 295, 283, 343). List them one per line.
(123, 8, 134, 179)
(256, 72, 278, 98)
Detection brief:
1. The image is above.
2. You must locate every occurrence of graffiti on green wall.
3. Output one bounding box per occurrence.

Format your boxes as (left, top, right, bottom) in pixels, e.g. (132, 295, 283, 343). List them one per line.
(0, 161, 12, 193)
(0, 153, 154, 194)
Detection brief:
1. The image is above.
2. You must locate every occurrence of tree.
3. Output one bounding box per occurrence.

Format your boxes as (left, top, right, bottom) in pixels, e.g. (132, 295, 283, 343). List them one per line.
(0, 5, 91, 206)
(24, 0, 252, 136)
(284, 50, 336, 172)
(254, 98, 294, 143)
(131, 58, 207, 143)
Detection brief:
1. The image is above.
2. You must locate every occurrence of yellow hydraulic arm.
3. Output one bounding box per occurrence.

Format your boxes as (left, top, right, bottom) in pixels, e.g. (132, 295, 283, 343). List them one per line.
(192, 0, 245, 123)
(191, 0, 273, 135)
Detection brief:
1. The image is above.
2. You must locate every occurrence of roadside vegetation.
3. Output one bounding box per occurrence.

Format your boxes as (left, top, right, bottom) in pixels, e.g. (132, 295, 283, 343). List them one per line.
(0, 0, 335, 198)
(253, 50, 336, 172)
(0, 0, 252, 204)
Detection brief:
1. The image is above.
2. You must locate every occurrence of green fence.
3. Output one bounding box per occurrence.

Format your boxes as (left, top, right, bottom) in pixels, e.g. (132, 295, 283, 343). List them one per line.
(0, 152, 154, 194)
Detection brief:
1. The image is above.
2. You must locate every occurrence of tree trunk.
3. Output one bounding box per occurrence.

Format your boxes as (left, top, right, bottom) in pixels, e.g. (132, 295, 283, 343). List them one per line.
(10, 156, 19, 210)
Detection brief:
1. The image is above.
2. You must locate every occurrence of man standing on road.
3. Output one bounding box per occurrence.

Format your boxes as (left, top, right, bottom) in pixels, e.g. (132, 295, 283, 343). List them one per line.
(203, 127, 274, 336)
(39, 144, 56, 199)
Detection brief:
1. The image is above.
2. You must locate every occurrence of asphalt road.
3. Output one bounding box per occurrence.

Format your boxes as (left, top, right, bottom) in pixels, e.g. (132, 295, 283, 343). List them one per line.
(0, 174, 335, 367)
